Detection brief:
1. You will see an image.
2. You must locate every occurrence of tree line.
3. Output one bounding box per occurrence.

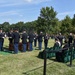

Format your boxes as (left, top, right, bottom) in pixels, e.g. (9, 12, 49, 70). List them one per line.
(0, 6, 75, 35)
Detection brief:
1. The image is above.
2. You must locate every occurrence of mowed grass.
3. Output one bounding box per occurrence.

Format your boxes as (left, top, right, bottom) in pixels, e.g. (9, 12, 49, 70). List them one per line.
(0, 38, 75, 75)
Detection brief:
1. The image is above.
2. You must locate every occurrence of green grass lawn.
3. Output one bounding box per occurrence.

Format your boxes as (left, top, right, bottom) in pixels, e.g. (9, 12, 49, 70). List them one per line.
(0, 38, 75, 75)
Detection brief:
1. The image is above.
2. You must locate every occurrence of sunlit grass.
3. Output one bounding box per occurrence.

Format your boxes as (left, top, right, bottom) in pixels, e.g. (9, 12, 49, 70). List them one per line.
(0, 38, 75, 75)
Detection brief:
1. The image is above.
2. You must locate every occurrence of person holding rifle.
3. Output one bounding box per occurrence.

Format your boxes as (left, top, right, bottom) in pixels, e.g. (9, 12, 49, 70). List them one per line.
(21, 29, 28, 52)
(12, 28, 20, 54)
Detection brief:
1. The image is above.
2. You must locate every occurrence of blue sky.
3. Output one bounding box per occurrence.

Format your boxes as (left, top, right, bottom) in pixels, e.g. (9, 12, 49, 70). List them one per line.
(0, 0, 75, 24)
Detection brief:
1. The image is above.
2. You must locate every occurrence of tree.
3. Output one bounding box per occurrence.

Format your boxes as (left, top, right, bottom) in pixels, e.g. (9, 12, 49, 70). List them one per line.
(60, 15, 72, 34)
(71, 14, 75, 33)
(2, 22, 10, 32)
(37, 6, 58, 34)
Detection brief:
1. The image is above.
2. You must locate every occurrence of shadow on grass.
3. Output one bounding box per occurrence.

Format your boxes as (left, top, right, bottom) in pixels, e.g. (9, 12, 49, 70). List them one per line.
(0, 47, 14, 55)
(22, 59, 55, 75)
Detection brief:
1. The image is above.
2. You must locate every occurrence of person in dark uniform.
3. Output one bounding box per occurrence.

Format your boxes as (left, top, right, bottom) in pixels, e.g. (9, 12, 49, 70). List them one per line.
(21, 29, 28, 52)
(38, 31, 43, 50)
(0, 28, 4, 51)
(12, 28, 20, 54)
(28, 32, 34, 51)
(68, 33, 73, 47)
(8, 29, 13, 44)
(57, 33, 63, 47)
(34, 32, 38, 47)
(44, 33, 49, 49)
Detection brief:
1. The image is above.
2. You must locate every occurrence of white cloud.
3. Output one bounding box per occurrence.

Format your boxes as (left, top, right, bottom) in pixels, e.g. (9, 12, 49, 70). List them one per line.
(57, 11, 75, 20)
(19, 15, 23, 17)
(58, 11, 75, 16)
(24, 0, 51, 4)
(0, 11, 19, 17)
(0, 0, 51, 7)
(25, 0, 32, 2)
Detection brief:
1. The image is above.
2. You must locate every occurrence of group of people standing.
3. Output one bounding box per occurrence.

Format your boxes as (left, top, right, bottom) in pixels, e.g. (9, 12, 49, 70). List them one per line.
(0, 28, 49, 54)
(54, 32, 75, 48)
(1, 27, 75, 54)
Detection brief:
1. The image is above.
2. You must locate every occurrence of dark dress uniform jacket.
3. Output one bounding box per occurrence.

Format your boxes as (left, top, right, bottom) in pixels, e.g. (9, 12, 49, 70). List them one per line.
(0, 32, 4, 42)
(34, 34, 38, 41)
(21, 33, 27, 44)
(8, 32, 13, 38)
(28, 33, 34, 43)
(44, 35, 49, 43)
(57, 35, 63, 44)
(8, 32, 13, 40)
(68, 35, 73, 43)
(38, 34, 43, 42)
(13, 32, 20, 44)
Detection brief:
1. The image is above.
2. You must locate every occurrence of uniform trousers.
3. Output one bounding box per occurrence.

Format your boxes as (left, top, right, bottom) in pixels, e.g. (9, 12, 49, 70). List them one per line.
(44, 42, 48, 49)
(38, 42, 42, 50)
(14, 43, 18, 54)
(29, 42, 33, 51)
(23, 44, 27, 52)
(0, 41, 2, 51)
(34, 40, 37, 47)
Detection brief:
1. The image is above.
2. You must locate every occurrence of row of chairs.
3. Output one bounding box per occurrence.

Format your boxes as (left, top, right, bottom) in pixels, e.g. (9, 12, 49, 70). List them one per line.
(38, 46, 75, 63)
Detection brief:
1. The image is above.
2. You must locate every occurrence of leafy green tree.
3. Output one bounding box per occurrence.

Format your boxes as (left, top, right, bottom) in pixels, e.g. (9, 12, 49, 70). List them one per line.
(60, 15, 72, 34)
(2, 22, 10, 32)
(37, 6, 58, 34)
(71, 14, 75, 33)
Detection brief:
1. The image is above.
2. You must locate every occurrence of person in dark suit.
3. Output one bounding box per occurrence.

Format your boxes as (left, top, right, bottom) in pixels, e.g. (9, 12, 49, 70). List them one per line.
(38, 31, 43, 50)
(12, 28, 20, 54)
(0, 28, 4, 51)
(28, 32, 34, 51)
(34, 32, 38, 47)
(8, 29, 13, 44)
(44, 33, 49, 49)
(21, 29, 28, 52)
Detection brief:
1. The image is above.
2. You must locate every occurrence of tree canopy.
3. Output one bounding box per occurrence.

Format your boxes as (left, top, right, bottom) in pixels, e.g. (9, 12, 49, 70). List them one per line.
(0, 6, 75, 35)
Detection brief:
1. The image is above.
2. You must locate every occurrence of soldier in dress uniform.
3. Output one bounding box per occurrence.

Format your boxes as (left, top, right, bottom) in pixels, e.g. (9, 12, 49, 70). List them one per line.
(38, 31, 43, 50)
(68, 33, 73, 47)
(8, 29, 13, 44)
(44, 33, 49, 49)
(21, 29, 28, 52)
(0, 28, 4, 51)
(34, 32, 38, 47)
(28, 31, 34, 51)
(12, 28, 20, 54)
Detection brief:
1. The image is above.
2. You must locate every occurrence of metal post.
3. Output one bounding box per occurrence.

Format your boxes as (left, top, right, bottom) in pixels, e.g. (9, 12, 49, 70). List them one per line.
(43, 50, 47, 75)
(70, 47, 72, 67)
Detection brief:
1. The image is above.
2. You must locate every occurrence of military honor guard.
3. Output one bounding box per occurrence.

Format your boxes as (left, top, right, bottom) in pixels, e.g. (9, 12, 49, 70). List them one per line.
(28, 32, 34, 51)
(34, 32, 38, 47)
(38, 31, 43, 50)
(8, 29, 13, 44)
(0, 28, 4, 51)
(44, 33, 49, 49)
(21, 29, 28, 52)
(12, 28, 20, 54)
